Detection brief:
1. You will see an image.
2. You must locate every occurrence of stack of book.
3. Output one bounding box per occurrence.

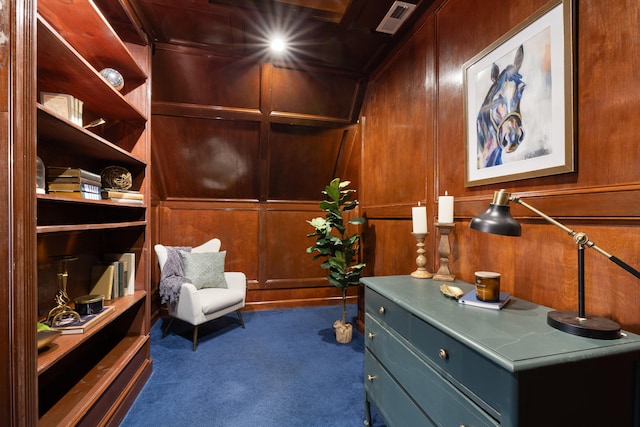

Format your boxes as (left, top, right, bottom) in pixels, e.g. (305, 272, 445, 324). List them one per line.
(89, 252, 136, 299)
(101, 188, 143, 204)
(47, 167, 102, 200)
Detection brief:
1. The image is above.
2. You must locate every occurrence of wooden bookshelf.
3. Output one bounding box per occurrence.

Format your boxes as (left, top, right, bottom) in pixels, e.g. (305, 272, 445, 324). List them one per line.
(34, 0, 152, 425)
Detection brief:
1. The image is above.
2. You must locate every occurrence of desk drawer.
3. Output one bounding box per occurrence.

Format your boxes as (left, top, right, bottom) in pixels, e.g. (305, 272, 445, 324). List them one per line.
(366, 288, 515, 418)
(366, 314, 499, 427)
(365, 350, 435, 427)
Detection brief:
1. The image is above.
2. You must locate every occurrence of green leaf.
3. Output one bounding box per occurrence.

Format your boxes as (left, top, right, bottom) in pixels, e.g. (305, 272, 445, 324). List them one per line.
(348, 217, 366, 225)
(325, 180, 341, 201)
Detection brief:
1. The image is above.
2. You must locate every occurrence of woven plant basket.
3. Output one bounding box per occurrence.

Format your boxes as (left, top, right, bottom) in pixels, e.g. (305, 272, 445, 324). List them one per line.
(101, 166, 132, 190)
(333, 320, 353, 344)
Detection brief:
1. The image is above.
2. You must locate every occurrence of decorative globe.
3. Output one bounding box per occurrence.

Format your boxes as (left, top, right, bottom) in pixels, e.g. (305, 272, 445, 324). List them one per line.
(100, 68, 124, 91)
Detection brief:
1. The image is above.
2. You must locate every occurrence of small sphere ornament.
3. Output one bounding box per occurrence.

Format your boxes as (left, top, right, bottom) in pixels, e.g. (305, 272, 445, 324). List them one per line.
(100, 68, 124, 91)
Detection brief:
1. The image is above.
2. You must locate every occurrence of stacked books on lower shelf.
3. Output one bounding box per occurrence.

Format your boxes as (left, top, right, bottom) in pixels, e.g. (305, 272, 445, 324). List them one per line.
(101, 188, 143, 204)
(89, 252, 136, 299)
(47, 167, 102, 200)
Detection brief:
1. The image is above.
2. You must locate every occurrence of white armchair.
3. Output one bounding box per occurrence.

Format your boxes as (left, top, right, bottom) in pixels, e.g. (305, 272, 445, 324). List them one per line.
(155, 238, 246, 350)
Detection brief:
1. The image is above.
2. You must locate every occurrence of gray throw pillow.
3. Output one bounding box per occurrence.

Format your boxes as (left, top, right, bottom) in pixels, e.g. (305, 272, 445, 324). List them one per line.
(179, 250, 228, 290)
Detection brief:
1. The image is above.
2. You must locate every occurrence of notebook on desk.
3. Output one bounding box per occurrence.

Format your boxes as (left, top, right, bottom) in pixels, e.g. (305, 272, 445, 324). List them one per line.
(459, 291, 511, 310)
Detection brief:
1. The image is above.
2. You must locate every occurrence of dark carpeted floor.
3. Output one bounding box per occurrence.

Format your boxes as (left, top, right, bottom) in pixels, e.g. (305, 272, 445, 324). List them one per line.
(120, 305, 385, 427)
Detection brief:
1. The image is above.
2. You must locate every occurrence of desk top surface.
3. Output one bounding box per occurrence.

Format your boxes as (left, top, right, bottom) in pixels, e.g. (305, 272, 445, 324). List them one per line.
(362, 275, 640, 371)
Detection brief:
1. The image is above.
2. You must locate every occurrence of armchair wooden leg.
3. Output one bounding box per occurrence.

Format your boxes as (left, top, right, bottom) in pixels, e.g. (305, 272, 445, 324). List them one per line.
(236, 310, 245, 328)
(192, 325, 199, 351)
(162, 317, 175, 338)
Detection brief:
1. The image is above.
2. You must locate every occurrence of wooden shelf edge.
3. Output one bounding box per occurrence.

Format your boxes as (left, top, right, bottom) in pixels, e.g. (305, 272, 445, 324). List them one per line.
(37, 193, 146, 207)
(39, 334, 150, 426)
(37, 291, 146, 374)
(37, 220, 146, 234)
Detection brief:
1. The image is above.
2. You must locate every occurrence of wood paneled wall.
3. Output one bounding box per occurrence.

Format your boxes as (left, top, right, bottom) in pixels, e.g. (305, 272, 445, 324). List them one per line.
(150, 44, 364, 315)
(151, 201, 359, 314)
(360, 0, 640, 334)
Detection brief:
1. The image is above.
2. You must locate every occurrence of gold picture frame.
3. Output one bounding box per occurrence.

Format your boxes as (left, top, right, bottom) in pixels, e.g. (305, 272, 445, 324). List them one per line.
(463, 0, 575, 187)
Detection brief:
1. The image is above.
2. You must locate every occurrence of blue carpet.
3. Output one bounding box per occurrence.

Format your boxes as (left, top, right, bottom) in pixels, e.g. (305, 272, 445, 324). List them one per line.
(121, 305, 385, 427)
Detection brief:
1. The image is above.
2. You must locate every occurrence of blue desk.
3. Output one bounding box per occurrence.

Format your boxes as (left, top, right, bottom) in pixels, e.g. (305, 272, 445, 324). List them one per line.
(363, 275, 640, 426)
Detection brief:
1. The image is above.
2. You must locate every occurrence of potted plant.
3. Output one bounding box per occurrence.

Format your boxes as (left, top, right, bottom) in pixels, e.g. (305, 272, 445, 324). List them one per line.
(307, 178, 365, 343)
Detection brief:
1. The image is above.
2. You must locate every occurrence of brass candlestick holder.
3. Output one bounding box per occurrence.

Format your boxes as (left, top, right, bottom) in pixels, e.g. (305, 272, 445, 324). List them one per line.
(410, 232, 433, 279)
(46, 255, 81, 326)
(433, 222, 455, 281)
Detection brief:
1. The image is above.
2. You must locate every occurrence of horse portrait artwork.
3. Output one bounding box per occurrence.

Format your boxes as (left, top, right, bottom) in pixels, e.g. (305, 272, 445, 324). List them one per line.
(476, 45, 526, 169)
(465, 2, 573, 187)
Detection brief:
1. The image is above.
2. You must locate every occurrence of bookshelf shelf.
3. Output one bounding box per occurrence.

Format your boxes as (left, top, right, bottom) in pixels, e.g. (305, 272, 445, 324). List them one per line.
(39, 335, 150, 426)
(37, 106, 146, 169)
(38, 0, 147, 83)
(37, 220, 146, 235)
(37, 193, 146, 207)
(37, 292, 146, 374)
(37, 16, 147, 124)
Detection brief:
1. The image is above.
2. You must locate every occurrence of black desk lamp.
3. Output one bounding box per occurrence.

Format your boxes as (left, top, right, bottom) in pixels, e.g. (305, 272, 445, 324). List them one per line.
(470, 189, 640, 340)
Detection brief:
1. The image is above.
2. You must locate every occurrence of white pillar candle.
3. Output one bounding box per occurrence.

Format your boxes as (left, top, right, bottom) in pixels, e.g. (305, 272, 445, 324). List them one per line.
(412, 202, 428, 233)
(438, 192, 454, 223)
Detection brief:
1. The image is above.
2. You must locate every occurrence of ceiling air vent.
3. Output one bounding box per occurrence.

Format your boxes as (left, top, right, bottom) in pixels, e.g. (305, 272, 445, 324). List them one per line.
(375, 1, 417, 35)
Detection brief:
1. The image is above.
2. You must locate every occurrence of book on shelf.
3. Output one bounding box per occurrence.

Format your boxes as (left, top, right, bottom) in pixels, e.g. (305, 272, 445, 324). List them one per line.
(458, 291, 512, 310)
(47, 182, 101, 193)
(112, 259, 124, 298)
(107, 197, 144, 204)
(89, 263, 114, 300)
(101, 189, 143, 200)
(48, 167, 102, 182)
(104, 252, 135, 296)
(48, 190, 102, 200)
(49, 306, 115, 335)
(40, 92, 83, 126)
(48, 175, 102, 187)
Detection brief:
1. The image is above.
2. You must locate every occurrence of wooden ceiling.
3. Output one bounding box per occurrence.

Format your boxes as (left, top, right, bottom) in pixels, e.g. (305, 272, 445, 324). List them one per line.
(132, 0, 433, 73)
(93, 0, 436, 201)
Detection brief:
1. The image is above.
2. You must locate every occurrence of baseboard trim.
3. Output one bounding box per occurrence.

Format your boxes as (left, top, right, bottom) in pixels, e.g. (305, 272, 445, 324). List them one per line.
(244, 295, 357, 312)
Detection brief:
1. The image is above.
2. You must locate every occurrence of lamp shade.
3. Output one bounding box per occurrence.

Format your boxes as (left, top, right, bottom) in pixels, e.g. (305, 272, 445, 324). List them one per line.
(469, 203, 521, 236)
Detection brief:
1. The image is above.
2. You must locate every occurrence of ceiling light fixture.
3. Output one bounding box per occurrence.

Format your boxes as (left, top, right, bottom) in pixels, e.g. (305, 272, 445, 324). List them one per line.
(270, 35, 287, 52)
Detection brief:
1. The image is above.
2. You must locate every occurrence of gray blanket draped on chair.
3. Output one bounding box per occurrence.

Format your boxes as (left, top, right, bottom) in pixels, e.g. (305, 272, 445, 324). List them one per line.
(159, 246, 191, 304)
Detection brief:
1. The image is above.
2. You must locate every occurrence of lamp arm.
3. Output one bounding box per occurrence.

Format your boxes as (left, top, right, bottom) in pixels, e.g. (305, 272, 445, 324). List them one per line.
(511, 195, 640, 280)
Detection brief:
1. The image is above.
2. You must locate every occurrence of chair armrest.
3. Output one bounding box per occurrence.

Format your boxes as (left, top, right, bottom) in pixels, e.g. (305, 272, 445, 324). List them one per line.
(175, 282, 203, 319)
(224, 272, 247, 294)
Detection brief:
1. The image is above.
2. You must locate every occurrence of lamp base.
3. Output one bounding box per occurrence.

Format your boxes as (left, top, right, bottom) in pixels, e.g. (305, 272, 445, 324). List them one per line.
(547, 310, 621, 340)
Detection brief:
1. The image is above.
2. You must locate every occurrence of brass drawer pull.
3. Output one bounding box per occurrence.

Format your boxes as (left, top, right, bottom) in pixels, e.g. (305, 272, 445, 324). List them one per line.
(367, 374, 377, 382)
(379, 306, 385, 314)
(438, 348, 449, 360)
(368, 332, 375, 339)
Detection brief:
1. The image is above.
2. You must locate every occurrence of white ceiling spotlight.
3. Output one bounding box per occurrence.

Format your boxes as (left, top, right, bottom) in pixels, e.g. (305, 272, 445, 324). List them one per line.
(376, 1, 417, 35)
(270, 35, 287, 52)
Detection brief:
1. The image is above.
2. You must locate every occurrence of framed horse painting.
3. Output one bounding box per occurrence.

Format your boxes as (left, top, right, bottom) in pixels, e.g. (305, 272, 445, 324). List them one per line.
(463, 0, 575, 187)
